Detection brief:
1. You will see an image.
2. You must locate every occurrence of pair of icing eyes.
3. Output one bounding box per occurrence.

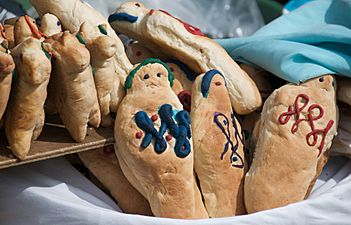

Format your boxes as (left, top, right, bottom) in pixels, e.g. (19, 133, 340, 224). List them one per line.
(143, 73, 162, 79)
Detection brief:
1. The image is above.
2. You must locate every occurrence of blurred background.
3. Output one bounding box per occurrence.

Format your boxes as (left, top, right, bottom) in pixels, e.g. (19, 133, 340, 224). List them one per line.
(0, 0, 294, 38)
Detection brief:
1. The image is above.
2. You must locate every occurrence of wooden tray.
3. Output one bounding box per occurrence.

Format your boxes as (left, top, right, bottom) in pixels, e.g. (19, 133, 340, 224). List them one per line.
(0, 115, 114, 169)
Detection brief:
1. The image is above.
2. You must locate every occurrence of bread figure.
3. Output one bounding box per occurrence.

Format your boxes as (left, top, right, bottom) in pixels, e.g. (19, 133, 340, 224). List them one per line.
(14, 15, 45, 46)
(115, 58, 207, 218)
(125, 40, 168, 64)
(109, 2, 261, 114)
(79, 146, 153, 215)
(39, 13, 62, 37)
(191, 70, 246, 217)
(0, 33, 15, 123)
(43, 31, 101, 142)
(79, 22, 123, 126)
(245, 75, 338, 213)
(30, 0, 133, 83)
(5, 38, 51, 159)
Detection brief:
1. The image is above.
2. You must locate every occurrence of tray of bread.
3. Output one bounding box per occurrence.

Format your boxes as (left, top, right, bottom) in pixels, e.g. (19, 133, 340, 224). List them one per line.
(0, 0, 350, 221)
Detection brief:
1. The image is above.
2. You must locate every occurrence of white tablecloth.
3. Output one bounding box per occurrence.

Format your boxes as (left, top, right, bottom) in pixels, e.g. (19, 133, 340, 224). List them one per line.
(0, 156, 350, 225)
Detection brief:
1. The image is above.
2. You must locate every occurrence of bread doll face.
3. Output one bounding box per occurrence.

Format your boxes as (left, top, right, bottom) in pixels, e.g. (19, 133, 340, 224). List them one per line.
(108, 1, 148, 25)
(14, 16, 42, 44)
(302, 75, 336, 92)
(131, 63, 171, 91)
(44, 31, 90, 74)
(40, 13, 62, 37)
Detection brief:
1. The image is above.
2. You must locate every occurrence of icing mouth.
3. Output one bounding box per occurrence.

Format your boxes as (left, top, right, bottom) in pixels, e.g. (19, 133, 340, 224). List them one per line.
(108, 13, 138, 23)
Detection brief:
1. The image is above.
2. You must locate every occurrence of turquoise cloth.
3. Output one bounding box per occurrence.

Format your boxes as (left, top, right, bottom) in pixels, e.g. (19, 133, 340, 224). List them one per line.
(216, 0, 351, 84)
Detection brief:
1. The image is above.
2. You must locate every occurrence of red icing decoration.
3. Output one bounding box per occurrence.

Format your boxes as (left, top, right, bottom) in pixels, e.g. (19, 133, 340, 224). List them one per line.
(149, 9, 205, 37)
(215, 81, 222, 86)
(166, 134, 172, 141)
(177, 90, 192, 112)
(278, 93, 334, 157)
(151, 114, 158, 122)
(136, 131, 143, 139)
(136, 51, 142, 57)
(24, 15, 46, 39)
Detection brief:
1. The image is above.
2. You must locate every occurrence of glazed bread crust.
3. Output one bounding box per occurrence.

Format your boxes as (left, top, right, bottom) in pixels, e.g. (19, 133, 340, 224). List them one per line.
(245, 75, 338, 213)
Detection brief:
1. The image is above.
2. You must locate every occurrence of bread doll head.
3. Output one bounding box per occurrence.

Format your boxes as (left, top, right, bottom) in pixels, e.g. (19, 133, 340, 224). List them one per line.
(14, 15, 44, 45)
(124, 58, 174, 93)
(108, 1, 149, 30)
(43, 31, 90, 74)
(11, 38, 51, 84)
(40, 13, 62, 37)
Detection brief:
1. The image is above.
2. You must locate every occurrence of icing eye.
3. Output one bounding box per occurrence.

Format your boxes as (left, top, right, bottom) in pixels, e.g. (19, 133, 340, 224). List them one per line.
(215, 81, 222, 86)
(135, 3, 141, 7)
(143, 74, 149, 79)
(319, 77, 324, 82)
(157, 73, 162, 78)
(57, 21, 61, 26)
(33, 20, 36, 24)
(232, 156, 238, 162)
(223, 120, 227, 125)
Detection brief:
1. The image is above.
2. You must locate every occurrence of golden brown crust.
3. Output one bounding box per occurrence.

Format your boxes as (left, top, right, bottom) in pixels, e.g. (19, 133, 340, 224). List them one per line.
(0, 51, 14, 122)
(245, 75, 338, 213)
(191, 72, 246, 217)
(78, 147, 153, 215)
(6, 38, 51, 159)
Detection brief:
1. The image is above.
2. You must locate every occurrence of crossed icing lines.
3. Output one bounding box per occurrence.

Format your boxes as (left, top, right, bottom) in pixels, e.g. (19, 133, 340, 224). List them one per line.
(213, 112, 244, 169)
(135, 104, 192, 158)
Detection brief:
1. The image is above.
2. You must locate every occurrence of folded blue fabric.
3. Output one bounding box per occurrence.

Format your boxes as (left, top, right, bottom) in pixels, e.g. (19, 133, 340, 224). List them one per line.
(216, 0, 351, 84)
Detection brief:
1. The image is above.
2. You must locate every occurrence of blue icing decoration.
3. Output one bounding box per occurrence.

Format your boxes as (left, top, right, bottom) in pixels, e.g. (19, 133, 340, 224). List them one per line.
(134, 104, 192, 158)
(201, 69, 226, 98)
(213, 112, 244, 169)
(108, 13, 138, 23)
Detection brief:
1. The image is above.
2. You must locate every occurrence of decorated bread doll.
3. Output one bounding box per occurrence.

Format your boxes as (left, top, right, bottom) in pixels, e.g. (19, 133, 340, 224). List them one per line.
(78, 146, 153, 215)
(43, 31, 101, 142)
(245, 75, 338, 213)
(5, 38, 51, 159)
(109, 2, 261, 115)
(79, 22, 123, 126)
(191, 70, 246, 217)
(114, 58, 208, 219)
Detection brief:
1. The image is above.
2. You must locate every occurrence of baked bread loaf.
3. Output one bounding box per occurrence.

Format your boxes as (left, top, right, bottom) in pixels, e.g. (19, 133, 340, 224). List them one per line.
(0, 35, 14, 123)
(30, 0, 133, 83)
(43, 31, 101, 142)
(109, 2, 261, 115)
(5, 38, 51, 159)
(245, 75, 338, 213)
(191, 70, 246, 217)
(115, 58, 207, 218)
(78, 146, 153, 215)
(79, 22, 123, 126)
(14, 16, 44, 46)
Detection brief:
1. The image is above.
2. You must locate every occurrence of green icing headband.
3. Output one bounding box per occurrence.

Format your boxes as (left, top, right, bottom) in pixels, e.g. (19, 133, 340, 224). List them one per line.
(125, 58, 174, 90)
